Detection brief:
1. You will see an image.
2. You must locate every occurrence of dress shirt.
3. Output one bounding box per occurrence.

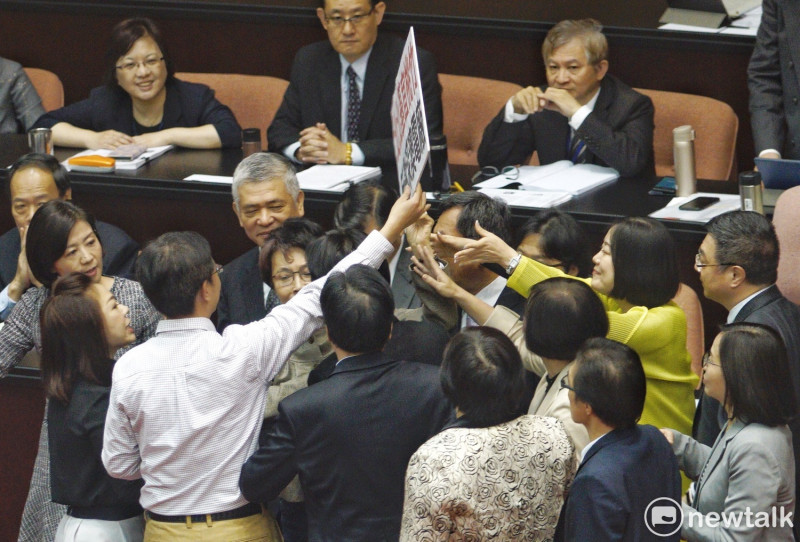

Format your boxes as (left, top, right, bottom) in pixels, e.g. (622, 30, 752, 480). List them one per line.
(580, 433, 604, 463)
(0, 284, 14, 320)
(726, 286, 770, 323)
(102, 230, 393, 515)
(283, 51, 370, 166)
(503, 87, 600, 132)
(0, 57, 45, 134)
(462, 275, 506, 328)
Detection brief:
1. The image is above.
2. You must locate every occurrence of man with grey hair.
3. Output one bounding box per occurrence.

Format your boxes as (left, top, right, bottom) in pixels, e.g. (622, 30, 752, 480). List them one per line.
(478, 18, 654, 178)
(217, 152, 305, 331)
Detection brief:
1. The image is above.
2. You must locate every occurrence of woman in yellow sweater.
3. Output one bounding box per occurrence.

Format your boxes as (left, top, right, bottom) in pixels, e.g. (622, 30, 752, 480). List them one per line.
(413, 215, 698, 437)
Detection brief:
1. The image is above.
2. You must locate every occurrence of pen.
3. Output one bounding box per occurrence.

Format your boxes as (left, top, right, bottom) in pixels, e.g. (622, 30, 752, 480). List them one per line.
(452, 182, 464, 192)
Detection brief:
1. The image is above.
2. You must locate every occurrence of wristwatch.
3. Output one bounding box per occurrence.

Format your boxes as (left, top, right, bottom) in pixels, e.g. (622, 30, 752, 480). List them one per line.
(505, 253, 522, 275)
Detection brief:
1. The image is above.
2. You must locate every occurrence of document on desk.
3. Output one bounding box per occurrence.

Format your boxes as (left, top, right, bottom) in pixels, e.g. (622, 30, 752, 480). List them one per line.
(649, 192, 741, 223)
(296, 165, 382, 192)
(473, 161, 619, 197)
(477, 188, 572, 208)
(64, 145, 174, 172)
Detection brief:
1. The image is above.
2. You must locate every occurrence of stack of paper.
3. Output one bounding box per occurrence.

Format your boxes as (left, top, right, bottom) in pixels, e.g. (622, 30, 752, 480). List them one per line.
(64, 145, 174, 172)
(477, 188, 572, 209)
(649, 193, 741, 223)
(296, 165, 382, 193)
(473, 161, 619, 203)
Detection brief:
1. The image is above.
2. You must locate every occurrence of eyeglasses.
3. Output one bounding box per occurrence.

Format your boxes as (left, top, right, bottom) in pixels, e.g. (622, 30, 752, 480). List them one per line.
(702, 351, 721, 368)
(694, 253, 735, 269)
(560, 374, 577, 393)
(324, 8, 375, 27)
(471, 165, 520, 184)
(211, 264, 224, 277)
(116, 57, 164, 73)
(272, 269, 313, 288)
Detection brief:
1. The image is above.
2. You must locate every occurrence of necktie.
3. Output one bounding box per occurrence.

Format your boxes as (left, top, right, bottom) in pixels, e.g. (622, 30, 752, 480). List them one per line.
(569, 129, 587, 164)
(346, 66, 361, 142)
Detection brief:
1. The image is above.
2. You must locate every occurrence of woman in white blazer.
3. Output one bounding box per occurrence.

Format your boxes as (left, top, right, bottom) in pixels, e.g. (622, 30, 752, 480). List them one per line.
(663, 323, 796, 541)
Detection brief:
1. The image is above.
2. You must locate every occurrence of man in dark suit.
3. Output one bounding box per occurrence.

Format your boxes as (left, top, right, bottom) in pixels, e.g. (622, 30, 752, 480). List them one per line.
(218, 152, 305, 332)
(478, 19, 654, 178)
(555, 338, 681, 541)
(239, 265, 452, 541)
(267, 0, 443, 184)
(693, 210, 800, 537)
(0, 153, 138, 320)
(748, 0, 800, 160)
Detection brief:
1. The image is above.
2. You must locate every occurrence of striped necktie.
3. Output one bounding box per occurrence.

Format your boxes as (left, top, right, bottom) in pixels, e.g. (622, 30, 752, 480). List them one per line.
(346, 66, 361, 142)
(569, 129, 587, 164)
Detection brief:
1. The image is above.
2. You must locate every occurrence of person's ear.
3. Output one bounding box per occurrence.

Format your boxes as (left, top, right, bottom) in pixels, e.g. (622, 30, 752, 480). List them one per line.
(728, 265, 747, 289)
(594, 59, 609, 81)
(316, 7, 328, 29)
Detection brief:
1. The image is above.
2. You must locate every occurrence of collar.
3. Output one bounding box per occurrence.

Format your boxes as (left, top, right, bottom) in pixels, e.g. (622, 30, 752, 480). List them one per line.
(330, 350, 394, 374)
(462, 275, 507, 328)
(580, 432, 604, 463)
(727, 285, 772, 323)
(156, 317, 216, 335)
(339, 48, 372, 84)
(584, 86, 601, 112)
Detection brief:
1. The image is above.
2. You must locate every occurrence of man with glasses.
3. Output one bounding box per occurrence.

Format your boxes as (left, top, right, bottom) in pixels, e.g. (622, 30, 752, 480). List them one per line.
(555, 338, 681, 541)
(693, 210, 800, 538)
(267, 0, 443, 187)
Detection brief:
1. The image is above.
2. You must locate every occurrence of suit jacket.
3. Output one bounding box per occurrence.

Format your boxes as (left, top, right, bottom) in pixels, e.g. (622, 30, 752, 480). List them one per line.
(748, 0, 800, 159)
(555, 425, 682, 541)
(240, 351, 453, 542)
(400, 415, 576, 542)
(216, 247, 265, 332)
(33, 79, 242, 148)
(268, 34, 443, 181)
(673, 421, 795, 541)
(693, 284, 800, 538)
(478, 74, 655, 178)
(0, 219, 138, 292)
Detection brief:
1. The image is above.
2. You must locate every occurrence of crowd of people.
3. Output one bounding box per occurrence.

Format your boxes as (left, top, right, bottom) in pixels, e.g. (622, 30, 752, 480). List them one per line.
(1, 0, 799, 541)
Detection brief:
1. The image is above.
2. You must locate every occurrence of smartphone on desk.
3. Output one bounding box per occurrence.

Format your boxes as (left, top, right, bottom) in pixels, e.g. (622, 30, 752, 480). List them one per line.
(649, 177, 676, 196)
(678, 196, 720, 211)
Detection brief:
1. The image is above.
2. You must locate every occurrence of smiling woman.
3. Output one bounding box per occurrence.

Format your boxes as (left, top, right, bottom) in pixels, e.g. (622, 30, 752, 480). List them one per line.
(33, 17, 241, 149)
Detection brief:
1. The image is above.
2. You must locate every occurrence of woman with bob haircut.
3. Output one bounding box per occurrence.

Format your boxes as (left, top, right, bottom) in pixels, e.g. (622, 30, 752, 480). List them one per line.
(42, 273, 143, 541)
(412, 215, 697, 439)
(0, 200, 161, 542)
(34, 17, 240, 149)
(515, 210, 592, 277)
(662, 323, 796, 541)
(400, 327, 576, 541)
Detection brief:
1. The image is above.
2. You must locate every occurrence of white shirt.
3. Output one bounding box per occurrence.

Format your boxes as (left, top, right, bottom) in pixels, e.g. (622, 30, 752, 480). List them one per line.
(462, 275, 507, 329)
(580, 432, 605, 463)
(102, 230, 393, 515)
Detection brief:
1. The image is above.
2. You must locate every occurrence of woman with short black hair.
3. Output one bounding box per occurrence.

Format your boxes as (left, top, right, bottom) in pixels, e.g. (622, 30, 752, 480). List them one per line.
(400, 327, 576, 541)
(33, 17, 240, 149)
(662, 323, 796, 541)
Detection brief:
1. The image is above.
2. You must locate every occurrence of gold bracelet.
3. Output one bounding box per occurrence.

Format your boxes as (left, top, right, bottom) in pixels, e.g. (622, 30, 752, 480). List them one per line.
(345, 142, 352, 165)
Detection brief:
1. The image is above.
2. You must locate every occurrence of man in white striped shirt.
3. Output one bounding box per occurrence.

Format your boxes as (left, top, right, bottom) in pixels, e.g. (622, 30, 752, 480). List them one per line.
(101, 185, 426, 541)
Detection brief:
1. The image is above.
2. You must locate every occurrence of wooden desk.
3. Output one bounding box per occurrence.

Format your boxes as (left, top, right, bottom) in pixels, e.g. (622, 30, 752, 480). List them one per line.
(0, 137, 727, 539)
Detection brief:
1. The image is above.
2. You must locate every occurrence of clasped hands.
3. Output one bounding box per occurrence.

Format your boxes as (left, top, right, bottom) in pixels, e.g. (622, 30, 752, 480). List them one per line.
(511, 86, 582, 119)
(295, 123, 348, 164)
